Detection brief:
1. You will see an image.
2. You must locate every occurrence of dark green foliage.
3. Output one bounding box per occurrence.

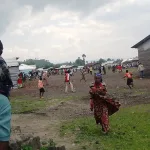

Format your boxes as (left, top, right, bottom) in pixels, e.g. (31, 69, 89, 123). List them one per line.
(99, 58, 106, 64)
(20, 59, 54, 69)
(74, 57, 85, 66)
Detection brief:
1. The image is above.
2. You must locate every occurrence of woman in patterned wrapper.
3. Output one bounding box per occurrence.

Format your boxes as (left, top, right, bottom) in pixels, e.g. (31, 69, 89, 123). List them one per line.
(89, 73, 120, 134)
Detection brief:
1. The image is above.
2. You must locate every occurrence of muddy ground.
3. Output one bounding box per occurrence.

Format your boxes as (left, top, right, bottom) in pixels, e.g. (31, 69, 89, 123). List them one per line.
(11, 70, 150, 149)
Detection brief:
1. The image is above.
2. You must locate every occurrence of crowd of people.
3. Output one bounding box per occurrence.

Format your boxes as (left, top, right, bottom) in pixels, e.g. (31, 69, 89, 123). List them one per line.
(0, 39, 147, 149)
(17, 62, 145, 99)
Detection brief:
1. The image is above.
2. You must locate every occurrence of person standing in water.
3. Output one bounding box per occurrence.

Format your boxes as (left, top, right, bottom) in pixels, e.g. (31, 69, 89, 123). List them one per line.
(0, 40, 13, 150)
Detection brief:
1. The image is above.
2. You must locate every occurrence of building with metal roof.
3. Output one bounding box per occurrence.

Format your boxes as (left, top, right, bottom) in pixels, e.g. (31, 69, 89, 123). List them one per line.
(5, 57, 19, 88)
(131, 35, 150, 76)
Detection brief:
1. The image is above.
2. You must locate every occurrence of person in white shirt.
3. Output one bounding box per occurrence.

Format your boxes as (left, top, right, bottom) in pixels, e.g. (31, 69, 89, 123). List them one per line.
(138, 63, 145, 79)
(42, 72, 48, 85)
(65, 71, 74, 93)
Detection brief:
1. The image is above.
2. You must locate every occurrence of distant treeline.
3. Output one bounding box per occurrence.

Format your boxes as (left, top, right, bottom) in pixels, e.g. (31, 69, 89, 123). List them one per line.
(19, 58, 122, 69)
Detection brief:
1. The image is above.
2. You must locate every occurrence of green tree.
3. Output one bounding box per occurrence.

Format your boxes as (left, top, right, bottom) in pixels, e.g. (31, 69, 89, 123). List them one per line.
(114, 59, 123, 64)
(107, 58, 112, 61)
(99, 58, 106, 64)
(22, 59, 54, 68)
(75, 57, 84, 66)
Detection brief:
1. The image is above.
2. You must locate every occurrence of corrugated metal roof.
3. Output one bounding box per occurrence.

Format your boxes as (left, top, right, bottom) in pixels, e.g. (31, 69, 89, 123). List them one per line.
(5, 58, 19, 67)
(9, 67, 19, 88)
(131, 35, 150, 48)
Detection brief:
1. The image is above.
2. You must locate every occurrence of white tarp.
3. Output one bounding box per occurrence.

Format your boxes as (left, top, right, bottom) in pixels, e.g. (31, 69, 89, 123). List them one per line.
(59, 65, 72, 69)
(121, 58, 132, 64)
(19, 64, 36, 71)
(37, 68, 43, 71)
(102, 61, 114, 66)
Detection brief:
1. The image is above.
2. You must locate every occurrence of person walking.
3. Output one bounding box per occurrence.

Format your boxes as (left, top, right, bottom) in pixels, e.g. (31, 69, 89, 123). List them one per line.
(90, 66, 93, 75)
(38, 77, 45, 99)
(0, 40, 13, 150)
(65, 71, 74, 93)
(102, 66, 106, 75)
(117, 65, 122, 73)
(112, 65, 116, 73)
(98, 66, 102, 74)
(123, 70, 133, 89)
(17, 74, 23, 88)
(80, 69, 87, 82)
(138, 63, 145, 79)
(89, 73, 120, 134)
(42, 71, 48, 85)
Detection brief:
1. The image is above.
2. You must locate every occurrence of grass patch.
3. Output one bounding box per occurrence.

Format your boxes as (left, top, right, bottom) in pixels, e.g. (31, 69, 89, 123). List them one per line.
(11, 97, 47, 114)
(22, 139, 57, 150)
(60, 104, 150, 150)
(22, 146, 53, 150)
(47, 95, 80, 105)
(109, 88, 150, 99)
(10, 95, 80, 114)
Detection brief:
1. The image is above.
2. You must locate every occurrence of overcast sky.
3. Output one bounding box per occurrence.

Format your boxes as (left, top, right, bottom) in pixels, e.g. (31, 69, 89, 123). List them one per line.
(1, 0, 150, 63)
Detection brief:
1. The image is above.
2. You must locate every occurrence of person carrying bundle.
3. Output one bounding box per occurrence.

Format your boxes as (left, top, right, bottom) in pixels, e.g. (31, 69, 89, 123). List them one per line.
(89, 73, 120, 134)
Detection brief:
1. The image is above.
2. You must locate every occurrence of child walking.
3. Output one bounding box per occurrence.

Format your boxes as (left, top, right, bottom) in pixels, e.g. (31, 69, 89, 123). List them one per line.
(80, 69, 87, 82)
(17, 74, 23, 88)
(124, 70, 133, 89)
(38, 77, 45, 98)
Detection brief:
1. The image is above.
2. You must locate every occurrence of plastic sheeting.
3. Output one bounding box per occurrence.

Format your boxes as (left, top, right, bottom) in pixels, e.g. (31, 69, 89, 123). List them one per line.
(19, 64, 36, 71)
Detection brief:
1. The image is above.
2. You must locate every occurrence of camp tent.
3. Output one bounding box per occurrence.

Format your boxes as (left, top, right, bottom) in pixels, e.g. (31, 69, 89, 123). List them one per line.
(19, 64, 36, 71)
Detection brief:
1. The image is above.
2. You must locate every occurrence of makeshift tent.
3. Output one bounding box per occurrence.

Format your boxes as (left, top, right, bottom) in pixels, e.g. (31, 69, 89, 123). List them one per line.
(19, 64, 36, 71)
(102, 61, 114, 66)
(37, 68, 43, 71)
(121, 58, 132, 64)
(59, 65, 72, 69)
(19, 64, 36, 74)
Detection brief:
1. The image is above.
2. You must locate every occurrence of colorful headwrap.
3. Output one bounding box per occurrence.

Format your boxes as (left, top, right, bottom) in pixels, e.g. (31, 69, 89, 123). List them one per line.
(95, 73, 102, 77)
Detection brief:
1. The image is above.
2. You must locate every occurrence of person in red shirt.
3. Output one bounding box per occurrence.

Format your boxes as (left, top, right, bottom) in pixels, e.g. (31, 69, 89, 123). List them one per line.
(124, 70, 133, 89)
(118, 65, 122, 73)
(65, 71, 74, 93)
(17, 74, 23, 88)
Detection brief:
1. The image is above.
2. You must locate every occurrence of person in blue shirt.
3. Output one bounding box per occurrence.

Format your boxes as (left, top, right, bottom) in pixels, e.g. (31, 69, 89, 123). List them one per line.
(0, 40, 12, 150)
